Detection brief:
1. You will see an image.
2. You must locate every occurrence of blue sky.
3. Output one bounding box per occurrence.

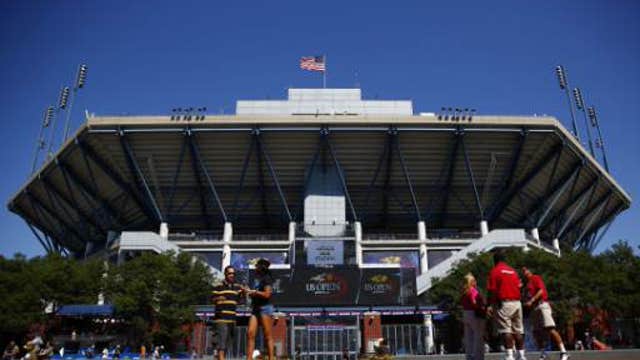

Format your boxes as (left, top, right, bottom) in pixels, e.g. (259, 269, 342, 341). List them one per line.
(1, 0, 638, 258)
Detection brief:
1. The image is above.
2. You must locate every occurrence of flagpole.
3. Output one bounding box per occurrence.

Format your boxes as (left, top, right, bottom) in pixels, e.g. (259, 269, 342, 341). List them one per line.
(323, 54, 327, 88)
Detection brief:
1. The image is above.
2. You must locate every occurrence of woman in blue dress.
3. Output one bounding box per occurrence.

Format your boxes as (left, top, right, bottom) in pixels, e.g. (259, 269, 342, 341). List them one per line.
(246, 258, 275, 360)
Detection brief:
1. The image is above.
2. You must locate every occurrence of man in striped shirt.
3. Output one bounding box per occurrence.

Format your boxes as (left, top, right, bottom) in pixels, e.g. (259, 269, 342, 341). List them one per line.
(212, 266, 245, 360)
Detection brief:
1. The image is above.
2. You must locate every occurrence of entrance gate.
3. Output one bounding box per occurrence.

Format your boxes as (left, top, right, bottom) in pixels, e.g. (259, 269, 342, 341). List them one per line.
(294, 324, 359, 360)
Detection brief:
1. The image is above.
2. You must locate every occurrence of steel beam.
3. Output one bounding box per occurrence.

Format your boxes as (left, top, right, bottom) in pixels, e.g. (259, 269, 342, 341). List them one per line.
(167, 134, 188, 215)
(24, 219, 52, 253)
(187, 130, 228, 223)
(555, 181, 598, 239)
(119, 131, 164, 223)
(490, 142, 564, 222)
(186, 132, 213, 228)
(486, 130, 528, 216)
(575, 195, 611, 247)
(460, 132, 483, 220)
(522, 162, 582, 226)
(438, 131, 461, 226)
(363, 130, 390, 218)
(383, 131, 394, 227)
(562, 190, 611, 244)
(232, 134, 256, 220)
(57, 160, 121, 227)
(255, 132, 271, 227)
(25, 190, 84, 249)
(325, 130, 358, 222)
(543, 176, 596, 231)
(76, 139, 155, 222)
(40, 176, 105, 234)
(394, 129, 422, 222)
(255, 130, 293, 223)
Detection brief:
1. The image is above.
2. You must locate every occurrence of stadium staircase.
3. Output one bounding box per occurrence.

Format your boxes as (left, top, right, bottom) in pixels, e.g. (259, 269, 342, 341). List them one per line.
(116, 231, 224, 279)
(416, 229, 557, 295)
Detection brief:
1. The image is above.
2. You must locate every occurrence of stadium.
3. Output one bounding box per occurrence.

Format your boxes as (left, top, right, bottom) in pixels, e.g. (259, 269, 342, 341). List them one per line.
(7, 88, 632, 358)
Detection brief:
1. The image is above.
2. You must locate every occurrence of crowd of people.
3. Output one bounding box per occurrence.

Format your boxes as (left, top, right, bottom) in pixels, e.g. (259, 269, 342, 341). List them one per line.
(461, 249, 570, 360)
(2, 337, 54, 360)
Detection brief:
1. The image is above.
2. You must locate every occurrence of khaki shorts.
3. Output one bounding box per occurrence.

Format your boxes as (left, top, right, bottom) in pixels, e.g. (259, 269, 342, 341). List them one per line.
(494, 300, 524, 334)
(532, 302, 556, 330)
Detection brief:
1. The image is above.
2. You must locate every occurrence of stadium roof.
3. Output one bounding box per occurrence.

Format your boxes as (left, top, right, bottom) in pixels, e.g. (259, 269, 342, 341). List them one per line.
(8, 113, 631, 257)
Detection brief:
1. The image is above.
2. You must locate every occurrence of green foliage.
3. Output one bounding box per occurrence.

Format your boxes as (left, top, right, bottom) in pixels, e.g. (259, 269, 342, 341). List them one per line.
(0, 251, 213, 350)
(104, 251, 213, 350)
(0, 253, 103, 344)
(426, 241, 640, 344)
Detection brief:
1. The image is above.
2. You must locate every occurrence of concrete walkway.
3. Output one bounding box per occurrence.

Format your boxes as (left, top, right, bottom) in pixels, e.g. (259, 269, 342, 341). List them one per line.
(401, 349, 640, 360)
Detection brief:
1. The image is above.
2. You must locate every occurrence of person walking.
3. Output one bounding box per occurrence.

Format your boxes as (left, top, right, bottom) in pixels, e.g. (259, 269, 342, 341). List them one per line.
(461, 273, 486, 360)
(486, 249, 527, 360)
(522, 267, 569, 360)
(212, 265, 245, 360)
(246, 259, 275, 360)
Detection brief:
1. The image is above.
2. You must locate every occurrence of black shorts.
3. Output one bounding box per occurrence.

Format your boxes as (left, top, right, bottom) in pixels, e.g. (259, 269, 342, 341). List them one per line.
(213, 322, 236, 351)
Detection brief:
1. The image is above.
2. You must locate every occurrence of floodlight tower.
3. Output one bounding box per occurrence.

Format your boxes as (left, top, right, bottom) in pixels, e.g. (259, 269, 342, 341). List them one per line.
(47, 86, 70, 158)
(588, 106, 610, 172)
(572, 87, 595, 157)
(62, 64, 88, 141)
(31, 106, 54, 173)
(555, 65, 580, 140)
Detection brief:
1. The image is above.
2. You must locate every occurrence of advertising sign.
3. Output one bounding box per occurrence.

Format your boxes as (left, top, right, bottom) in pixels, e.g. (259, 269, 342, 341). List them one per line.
(358, 268, 416, 305)
(287, 266, 358, 305)
(307, 240, 344, 265)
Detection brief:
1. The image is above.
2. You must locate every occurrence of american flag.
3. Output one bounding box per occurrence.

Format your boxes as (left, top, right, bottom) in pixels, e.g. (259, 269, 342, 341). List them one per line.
(300, 56, 326, 72)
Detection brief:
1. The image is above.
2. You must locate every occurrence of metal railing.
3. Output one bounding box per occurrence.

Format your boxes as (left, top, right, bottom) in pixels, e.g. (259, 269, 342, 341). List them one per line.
(297, 223, 355, 239)
(362, 233, 417, 241)
(169, 232, 223, 242)
(381, 324, 427, 355)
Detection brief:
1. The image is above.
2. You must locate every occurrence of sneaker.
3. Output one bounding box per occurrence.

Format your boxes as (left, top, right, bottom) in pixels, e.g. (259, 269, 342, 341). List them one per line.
(559, 353, 570, 360)
(538, 354, 547, 360)
(504, 357, 515, 360)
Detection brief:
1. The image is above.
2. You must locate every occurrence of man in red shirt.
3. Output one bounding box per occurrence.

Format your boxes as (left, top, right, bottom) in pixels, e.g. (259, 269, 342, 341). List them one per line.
(522, 267, 569, 360)
(487, 249, 526, 360)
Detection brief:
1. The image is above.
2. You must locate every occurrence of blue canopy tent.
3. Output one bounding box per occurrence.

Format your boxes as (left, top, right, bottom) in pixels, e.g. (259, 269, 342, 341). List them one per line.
(57, 304, 114, 317)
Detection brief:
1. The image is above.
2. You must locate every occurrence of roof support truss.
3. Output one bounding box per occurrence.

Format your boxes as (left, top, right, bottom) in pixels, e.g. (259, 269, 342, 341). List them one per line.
(77, 139, 155, 223)
(186, 129, 228, 224)
(255, 128, 293, 223)
(119, 131, 164, 223)
(489, 142, 564, 222)
(393, 128, 422, 222)
(460, 131, 484, 221)
(324, 127, 358, 222)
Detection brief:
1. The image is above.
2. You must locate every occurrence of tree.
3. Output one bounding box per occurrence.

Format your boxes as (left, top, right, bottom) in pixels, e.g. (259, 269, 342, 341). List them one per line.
(425, 242, 640, 349)
(104, 251, 213, 350)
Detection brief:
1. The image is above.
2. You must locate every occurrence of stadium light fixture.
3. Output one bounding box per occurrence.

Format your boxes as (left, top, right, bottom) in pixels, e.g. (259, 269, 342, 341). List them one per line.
(587, 106, 610, 172)
(572, 87, 595, 157)
(32, 106, 54, 173)
(555, 65, 580, 140)
(62, 64, 89, 141)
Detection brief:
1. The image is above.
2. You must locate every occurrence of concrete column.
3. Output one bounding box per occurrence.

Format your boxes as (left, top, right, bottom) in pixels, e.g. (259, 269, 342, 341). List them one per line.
(272, 312, 288, 357)
(417, 221, 427, 240)
(223, 222, 233, 242)
(423, 313, 435, 354)
(419, 244, 429, 275)
(159, 222, 169, 239)
(480, 220, 489, 236)
(222, 222, 233, 269)
(531, 227, 540, 244)
(288, 221, 296, 243)
(354, 221, 363, 267)
(362, 312, 381, 354)
(553, 238, 560, 255)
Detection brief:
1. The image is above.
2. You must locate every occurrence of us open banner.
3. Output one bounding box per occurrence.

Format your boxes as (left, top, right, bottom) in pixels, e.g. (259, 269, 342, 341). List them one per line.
(248, 266, 417, 306)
